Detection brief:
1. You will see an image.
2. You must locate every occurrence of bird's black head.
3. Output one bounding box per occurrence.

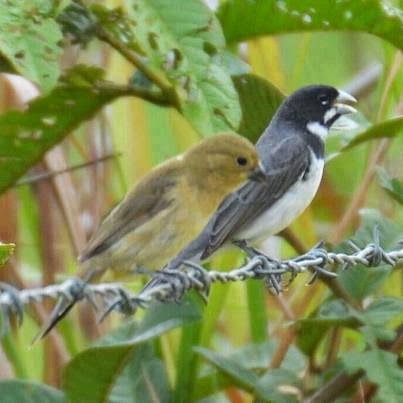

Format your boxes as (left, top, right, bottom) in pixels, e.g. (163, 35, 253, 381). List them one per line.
(274, 85, 357, 139)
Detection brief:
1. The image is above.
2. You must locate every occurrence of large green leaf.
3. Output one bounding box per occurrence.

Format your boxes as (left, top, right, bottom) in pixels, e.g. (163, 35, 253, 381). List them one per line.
(218, 0, 403, 50)
(0, 380, 65, 403)
(0, 0, 63, 91)
(0, 242, 15, 267)
(63, 300, 201, 403)
(0, 66, 131, 195)
(122, 0, 241, 135)
(232, 74, 284, 142)
(342, 116, 403, 150)
(343, 349, 403, 403)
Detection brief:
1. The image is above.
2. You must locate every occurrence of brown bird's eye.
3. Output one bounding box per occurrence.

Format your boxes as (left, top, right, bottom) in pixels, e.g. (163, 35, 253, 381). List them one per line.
(236, 156, 248, 166)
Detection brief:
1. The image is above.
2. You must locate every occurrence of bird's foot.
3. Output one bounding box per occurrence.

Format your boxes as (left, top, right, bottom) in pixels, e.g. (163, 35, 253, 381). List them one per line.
(233, 240, 290, 294)
(293, 241, 337, 284)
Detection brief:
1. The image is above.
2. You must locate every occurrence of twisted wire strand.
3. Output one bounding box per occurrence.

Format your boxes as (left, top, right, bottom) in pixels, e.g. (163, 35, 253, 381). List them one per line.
(0, 235, 402, 334)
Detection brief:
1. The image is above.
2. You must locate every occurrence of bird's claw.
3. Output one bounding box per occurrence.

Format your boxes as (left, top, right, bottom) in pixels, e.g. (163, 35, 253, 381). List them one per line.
(182, 260, 211, 302)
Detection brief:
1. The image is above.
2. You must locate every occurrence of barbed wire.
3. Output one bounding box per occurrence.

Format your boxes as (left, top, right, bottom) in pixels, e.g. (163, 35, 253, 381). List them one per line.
(0, 231, 402, 336)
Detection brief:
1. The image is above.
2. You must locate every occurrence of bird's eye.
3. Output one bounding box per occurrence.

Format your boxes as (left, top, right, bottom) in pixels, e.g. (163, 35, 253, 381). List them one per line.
(236, 156, 248, 166)
(318, 94, 329, 105)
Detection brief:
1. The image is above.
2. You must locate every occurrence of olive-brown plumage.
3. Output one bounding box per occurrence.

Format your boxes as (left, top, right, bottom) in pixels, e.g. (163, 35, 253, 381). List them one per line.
(79, 133, 260, 281)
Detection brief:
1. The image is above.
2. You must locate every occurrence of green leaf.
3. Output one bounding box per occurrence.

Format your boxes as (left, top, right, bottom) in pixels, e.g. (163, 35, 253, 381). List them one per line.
(122, 0, 241, 134)
(377, 167, 403, 205)
(297, 300, 359, 355)
(337, 209, 401, 300)
(194, 341, 305, 400)
(194, 347, 261, 394)
(195, 342, 304, 401)
(232, 74, 284, 142)
(63, 300, 201, 403)
(0, 0, 63, 91)
(109, 344, 171, 403)
(0, 66, 129, 195)
(343, 350, 403, 403)
(360, 297, 403, 327)
(0, 242, 15, 267)
(218, 0, 403, 50)
(64, 344, 136, 403)
(0, 380, 65, 403)
(255, 369, 300, 403)
(342, 116, 403, 150)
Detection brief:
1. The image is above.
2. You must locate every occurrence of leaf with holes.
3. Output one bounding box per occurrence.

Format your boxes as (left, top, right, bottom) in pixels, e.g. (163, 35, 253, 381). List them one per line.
(120, 0, 241, 135)
(0, 0, 63, 92)
(0, 66, 131, 194)
(218, 0, 403, 50)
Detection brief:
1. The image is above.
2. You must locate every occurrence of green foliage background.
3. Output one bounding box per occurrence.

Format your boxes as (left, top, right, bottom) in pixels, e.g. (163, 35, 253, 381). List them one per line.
(0, 0, 402, 402)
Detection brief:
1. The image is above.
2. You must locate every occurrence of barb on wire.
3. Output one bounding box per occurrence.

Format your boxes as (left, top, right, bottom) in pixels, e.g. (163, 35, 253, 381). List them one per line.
(0, 231, 402, 336)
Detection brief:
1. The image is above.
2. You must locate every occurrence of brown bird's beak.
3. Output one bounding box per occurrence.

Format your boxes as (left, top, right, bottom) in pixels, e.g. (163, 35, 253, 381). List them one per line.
(248, 161, 267, 183)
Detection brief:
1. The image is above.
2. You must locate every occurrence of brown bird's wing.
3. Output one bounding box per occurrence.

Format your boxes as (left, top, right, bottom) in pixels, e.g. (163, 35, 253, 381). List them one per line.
(200, 136, 310, 259)
(80, 163, 178, 262)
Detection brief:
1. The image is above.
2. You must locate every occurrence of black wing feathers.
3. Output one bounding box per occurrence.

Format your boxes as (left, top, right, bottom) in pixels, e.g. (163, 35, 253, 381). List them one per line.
(200, 136, 310, 259)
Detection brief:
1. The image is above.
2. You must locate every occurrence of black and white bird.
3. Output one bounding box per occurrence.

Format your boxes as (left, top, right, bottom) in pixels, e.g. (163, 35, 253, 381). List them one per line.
(143, 85, 357, 292)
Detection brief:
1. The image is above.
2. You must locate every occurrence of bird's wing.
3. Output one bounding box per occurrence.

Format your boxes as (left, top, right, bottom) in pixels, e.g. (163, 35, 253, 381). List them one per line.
(200, 136, 310, 259)
(80, 164, 178, 262)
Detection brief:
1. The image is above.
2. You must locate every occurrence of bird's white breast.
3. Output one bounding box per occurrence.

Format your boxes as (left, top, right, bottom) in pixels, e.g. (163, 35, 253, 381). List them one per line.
(236, 153, 324, 243)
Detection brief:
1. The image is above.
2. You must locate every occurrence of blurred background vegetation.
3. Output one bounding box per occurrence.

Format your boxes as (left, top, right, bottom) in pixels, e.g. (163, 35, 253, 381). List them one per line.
(0, 0, 402, 402)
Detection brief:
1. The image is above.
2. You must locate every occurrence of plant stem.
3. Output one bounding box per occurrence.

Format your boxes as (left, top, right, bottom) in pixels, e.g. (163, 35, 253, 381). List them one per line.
(96, 81, 171, 106)
(95, 27, 178, 106)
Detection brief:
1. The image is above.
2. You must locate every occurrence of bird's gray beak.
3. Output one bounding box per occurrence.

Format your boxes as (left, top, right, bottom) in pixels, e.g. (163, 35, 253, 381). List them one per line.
(248, 161, 267, 183)
(324, 90, 357, 126)
(334, 90, 357, 115)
